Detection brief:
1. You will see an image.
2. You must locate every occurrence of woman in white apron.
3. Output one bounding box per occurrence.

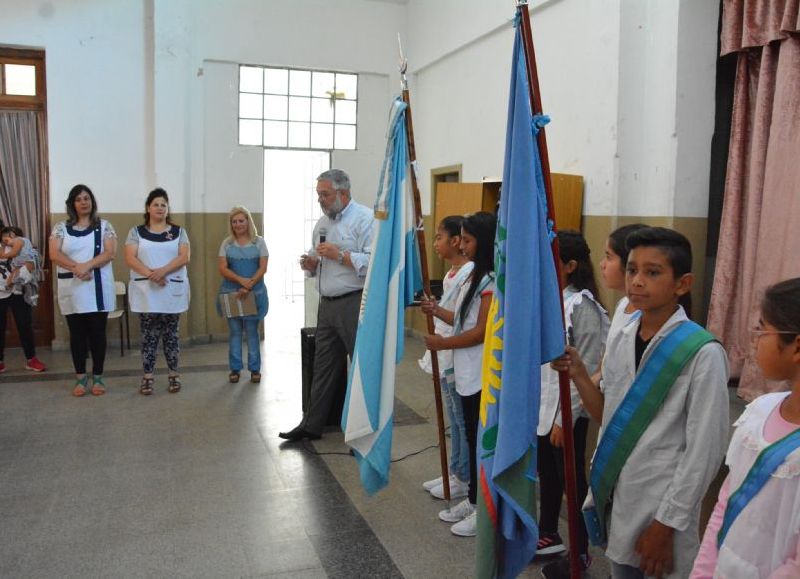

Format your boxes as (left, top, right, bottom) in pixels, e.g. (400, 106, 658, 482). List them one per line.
(49, 185, 117, 396)
(124, 188, 190, 395)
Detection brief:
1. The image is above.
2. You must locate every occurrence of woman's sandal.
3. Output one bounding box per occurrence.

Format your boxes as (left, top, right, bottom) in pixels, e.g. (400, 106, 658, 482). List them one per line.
(139, 376, 155, 396)
(168, 375, 182, 393)
(250, 372, 261, 383)
(229, 371, 240, 383)
(72, 376, 89, 397)
(91, 375, 106, 396)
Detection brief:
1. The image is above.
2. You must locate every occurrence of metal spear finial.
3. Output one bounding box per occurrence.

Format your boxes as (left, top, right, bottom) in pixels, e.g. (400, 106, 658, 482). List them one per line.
(397, 33, 408, 90)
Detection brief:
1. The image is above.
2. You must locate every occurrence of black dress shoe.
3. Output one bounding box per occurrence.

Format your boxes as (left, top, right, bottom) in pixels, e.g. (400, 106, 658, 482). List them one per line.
(278, 426, 321, 442)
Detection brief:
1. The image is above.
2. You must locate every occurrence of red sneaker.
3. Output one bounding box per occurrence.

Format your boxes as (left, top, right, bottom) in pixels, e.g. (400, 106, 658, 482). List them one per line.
(0, 361, 5, 373)
(25, 357, 46, 372)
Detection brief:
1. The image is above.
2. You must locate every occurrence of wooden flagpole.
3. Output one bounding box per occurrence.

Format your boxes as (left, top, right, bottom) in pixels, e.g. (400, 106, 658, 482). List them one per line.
(517, 2, 582, 578)
(398, 38, 452, 503)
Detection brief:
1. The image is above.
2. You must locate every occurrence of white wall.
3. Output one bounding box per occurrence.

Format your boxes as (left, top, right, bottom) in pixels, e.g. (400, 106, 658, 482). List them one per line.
(615, 0, 719, 218)
(406, 0, 719, 220)
(157, 0, 407, 214)
(673, 0, 720, 218)
(0, 0, 407, 215)
(408, 0, 621, 216)
(615, 0, 681, 217)
(0, 0, 719, 221)
(0, 0, 150, 211)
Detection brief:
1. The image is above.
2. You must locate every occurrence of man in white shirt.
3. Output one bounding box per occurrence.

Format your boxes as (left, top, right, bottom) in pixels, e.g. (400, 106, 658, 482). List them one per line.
(279, 169, 375, 442)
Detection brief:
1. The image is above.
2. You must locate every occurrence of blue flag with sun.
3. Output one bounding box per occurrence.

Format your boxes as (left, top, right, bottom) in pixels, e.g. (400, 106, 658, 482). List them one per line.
(475, 22, 565, 579)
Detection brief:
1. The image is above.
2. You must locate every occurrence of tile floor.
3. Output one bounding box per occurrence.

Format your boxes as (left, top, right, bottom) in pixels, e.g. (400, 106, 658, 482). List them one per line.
(1, 316, 737, 578)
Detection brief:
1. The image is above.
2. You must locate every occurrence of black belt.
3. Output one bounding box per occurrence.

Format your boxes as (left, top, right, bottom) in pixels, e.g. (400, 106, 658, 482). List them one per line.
(321, 290, 362, 302)
(57, 272, 74, 279)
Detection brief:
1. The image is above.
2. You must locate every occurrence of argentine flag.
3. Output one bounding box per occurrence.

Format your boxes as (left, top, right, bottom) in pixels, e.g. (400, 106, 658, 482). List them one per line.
(342, 97, 422, 495)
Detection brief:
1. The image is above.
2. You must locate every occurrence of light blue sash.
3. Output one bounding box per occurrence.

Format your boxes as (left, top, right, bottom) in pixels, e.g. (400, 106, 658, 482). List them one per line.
(718, 426, 800, 547)
(584, 320, 715, 545)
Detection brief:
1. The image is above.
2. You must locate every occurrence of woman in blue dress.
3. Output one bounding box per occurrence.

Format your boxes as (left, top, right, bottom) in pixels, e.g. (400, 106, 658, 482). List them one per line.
(217, 206, 269, 383)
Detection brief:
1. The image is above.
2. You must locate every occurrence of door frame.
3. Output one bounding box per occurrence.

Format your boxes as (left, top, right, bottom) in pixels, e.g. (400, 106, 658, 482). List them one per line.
(428, 164, 462, 280)
(0, 46, 53, 347)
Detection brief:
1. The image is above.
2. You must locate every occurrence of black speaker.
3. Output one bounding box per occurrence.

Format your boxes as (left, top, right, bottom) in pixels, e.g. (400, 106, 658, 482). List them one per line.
(300, 327, 347, 427)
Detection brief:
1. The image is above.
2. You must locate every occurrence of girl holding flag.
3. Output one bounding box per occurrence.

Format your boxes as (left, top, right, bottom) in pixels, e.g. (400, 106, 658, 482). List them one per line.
(419, 215, 473, 500)
(537, 230, 609, 569)
(692, 278, 800, 578)
(423, 211, 496, 537)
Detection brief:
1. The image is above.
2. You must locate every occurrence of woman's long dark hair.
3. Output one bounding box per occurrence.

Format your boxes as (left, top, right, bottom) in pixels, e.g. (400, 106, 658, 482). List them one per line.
(558, 229, 603, 309)
(65, 184, 100, 227)
(143, 188, 177, 227)
(457, 211, 496, 325)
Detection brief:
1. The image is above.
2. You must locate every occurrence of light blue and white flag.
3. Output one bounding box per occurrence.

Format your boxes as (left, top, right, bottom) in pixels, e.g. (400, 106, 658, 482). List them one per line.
(342, 97, 423, 495)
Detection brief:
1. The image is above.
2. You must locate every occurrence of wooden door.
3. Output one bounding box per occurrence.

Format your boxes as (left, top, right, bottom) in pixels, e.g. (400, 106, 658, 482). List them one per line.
(551, 173, 583, 231)
(0, 48, 53, 348)
(435, 182, 484, 227)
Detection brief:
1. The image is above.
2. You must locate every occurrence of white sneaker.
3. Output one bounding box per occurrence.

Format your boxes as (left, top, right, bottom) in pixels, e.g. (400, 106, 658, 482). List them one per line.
(429, 476, 469, 500)
(451, 510, 477, 537)
(438, 499, 474, 523)
(422, 475, 444, 491)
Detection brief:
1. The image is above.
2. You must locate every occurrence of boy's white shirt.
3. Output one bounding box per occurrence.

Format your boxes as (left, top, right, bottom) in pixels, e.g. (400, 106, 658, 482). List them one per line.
(714, 392, 800, 578)
(598, 305, 730, 575)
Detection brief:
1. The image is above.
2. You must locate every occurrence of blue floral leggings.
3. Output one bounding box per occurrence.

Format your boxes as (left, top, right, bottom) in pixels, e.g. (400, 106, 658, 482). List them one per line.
(139, 313, 180, 374)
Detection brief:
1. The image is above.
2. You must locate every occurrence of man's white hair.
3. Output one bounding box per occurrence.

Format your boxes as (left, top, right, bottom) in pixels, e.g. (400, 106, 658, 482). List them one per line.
(317, 169, 351, 194)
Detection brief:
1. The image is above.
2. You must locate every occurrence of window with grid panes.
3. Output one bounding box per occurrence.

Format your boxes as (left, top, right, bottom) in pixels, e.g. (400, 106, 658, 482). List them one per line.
(238, 65, 357, 150)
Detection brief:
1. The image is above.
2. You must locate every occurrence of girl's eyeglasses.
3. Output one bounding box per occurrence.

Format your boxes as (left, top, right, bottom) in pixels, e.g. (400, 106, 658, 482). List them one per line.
(750, 326, 798, 345)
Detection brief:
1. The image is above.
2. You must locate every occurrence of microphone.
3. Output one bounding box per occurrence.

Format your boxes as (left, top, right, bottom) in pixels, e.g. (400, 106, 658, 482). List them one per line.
(319, 228, 327, 243)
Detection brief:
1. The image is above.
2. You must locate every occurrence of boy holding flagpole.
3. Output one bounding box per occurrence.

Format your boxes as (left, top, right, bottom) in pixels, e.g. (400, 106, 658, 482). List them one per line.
(553, 227, 729, 578)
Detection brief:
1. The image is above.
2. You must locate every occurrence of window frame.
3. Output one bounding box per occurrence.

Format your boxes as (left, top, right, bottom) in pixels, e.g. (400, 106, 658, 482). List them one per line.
(237, 64, 358, 151)
(0, 48, 46, 111)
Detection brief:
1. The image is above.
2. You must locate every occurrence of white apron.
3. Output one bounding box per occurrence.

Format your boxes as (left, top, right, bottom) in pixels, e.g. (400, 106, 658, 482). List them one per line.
(128, 225, 190, 314)
(537, 289, 607, 435)
(56, 220, 116, 315)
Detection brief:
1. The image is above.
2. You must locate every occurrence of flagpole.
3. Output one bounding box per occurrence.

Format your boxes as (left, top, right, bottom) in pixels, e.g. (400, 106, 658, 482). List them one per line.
(398, 37, 452, 504)
(517, 3, 582, 578)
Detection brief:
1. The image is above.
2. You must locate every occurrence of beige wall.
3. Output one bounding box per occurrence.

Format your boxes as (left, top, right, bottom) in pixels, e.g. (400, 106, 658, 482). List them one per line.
(49, 212, 263, 349)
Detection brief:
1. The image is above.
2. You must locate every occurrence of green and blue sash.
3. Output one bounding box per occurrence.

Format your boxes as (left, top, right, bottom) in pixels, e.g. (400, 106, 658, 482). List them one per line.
(717, 425, 800, 548)
(584, 320, 715, 546)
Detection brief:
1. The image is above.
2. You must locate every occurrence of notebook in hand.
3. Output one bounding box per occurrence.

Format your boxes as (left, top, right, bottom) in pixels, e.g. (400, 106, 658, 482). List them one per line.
(218, 291, 258, 317)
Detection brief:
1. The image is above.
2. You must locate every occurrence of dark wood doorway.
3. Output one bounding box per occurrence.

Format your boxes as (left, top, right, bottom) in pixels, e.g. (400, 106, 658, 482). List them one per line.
(0, 47, 53, 348)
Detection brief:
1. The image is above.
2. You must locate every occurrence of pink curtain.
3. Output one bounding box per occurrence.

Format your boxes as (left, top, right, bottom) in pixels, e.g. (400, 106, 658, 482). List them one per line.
(707, 0, 800, 400)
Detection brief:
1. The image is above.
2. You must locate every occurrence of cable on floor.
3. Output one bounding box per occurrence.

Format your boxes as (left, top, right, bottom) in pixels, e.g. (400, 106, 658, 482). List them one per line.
(299, 440, 440, 463)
